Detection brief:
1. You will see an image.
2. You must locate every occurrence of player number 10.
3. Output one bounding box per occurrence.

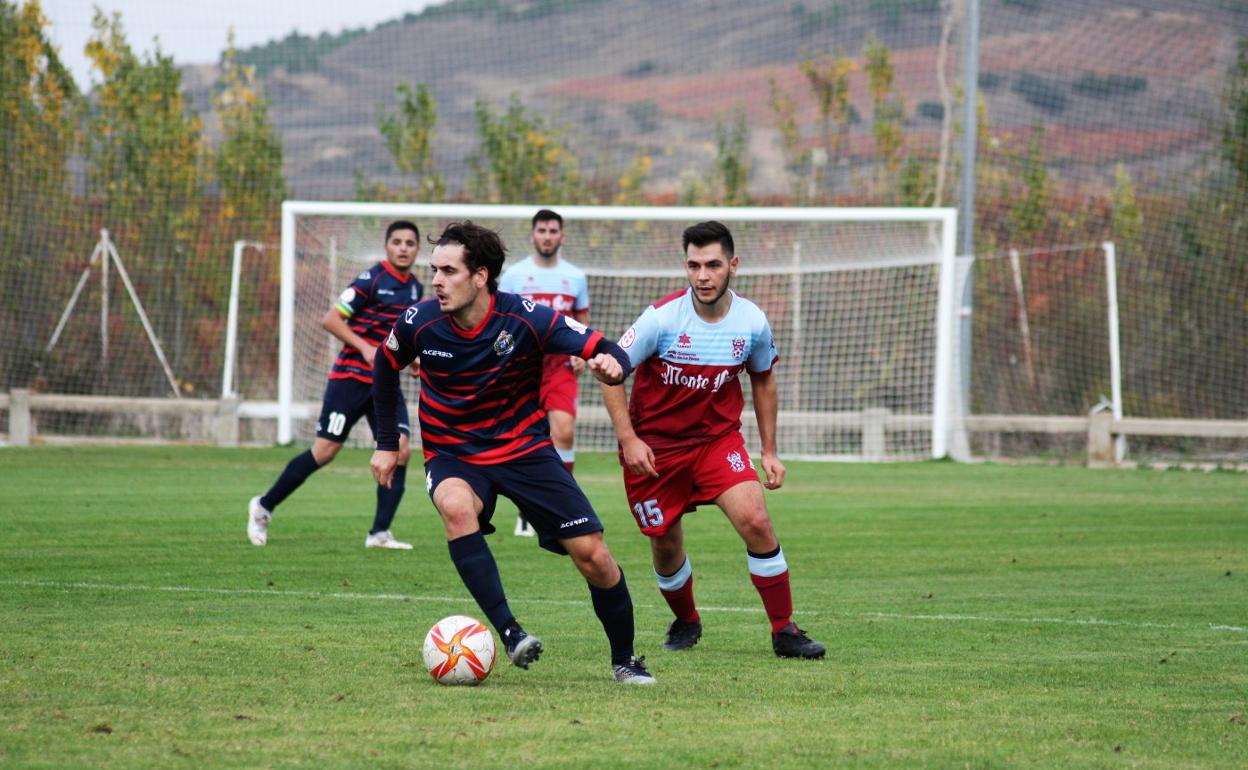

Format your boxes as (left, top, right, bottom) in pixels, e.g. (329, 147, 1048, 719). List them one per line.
(326, 411, 347, 435)
(632, 499, 664, 527)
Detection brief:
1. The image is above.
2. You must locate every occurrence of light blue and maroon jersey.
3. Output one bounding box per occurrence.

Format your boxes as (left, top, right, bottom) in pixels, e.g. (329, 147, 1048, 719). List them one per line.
(497, 255, 590, 317)
(379, 291, 609, 464)
(329, 261, 423, 384)
(619, 288, 778, 451)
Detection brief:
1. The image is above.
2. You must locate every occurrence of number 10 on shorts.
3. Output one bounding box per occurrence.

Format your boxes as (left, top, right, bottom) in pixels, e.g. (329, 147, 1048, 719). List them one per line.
(632, 499, 664, 528)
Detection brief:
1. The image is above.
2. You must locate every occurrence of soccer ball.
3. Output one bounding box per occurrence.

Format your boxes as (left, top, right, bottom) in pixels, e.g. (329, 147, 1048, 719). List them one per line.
(422, 615, 496, 686)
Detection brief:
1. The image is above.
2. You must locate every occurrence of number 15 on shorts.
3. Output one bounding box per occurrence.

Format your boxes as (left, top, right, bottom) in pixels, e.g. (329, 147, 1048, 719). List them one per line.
(632, 499, 664, 528)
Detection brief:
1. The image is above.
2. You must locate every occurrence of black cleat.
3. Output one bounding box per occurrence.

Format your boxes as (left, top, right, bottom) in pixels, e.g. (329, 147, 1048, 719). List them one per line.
(772, 623, 826, 659)
(662, 618, 703, 651)
(503, 627, 543, 669)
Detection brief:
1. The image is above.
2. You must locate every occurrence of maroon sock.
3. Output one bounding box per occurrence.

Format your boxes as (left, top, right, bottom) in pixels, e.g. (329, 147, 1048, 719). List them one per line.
(750, 570, 793, 634)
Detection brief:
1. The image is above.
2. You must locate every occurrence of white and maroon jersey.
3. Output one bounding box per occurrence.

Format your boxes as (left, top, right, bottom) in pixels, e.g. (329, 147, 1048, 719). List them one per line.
(498, 255, 590, 318)
(619, 288, 778, 450)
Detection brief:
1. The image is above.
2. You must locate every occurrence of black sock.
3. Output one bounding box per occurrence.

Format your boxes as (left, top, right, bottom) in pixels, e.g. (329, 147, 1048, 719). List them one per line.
(589, 569, 635, 666)
(447, 532, 514, 631)
(260, 449, 320, 511)
(371, 465, 406, 534)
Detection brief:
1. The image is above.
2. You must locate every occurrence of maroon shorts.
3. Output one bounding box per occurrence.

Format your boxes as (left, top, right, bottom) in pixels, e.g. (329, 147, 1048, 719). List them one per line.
(541, 354, 579, 415)
(620, 431, 759, 537)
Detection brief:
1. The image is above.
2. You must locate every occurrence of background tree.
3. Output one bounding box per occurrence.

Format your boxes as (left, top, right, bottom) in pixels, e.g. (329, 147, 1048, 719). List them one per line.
(468, 94, 588, 204)
(768, 74, 812, 202)
(800, 51, 855, 195)
(712, 109, 751, 206)
(373, 81, 445, 202)
(85, 9, 210, 392)
(863, 33, 905, 199)
(215, 30, 286, 238)
(0, 0, 80, 389)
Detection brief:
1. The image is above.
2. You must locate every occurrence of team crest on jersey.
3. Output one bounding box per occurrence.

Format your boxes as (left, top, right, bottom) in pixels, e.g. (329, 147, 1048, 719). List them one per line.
(562, 316, 587, 335)
(404, 306, 419, 323)
(727, 451, 746, 473)
(731, 337, 746, 360)
(493, 330, 515, 356)
(619, 327, 636, 349)
(385, 331, 399, 351)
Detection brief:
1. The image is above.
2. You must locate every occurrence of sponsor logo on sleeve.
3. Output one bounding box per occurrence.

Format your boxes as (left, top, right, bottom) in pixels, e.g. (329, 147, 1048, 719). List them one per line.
(619, 327, 636, 348)
(339, 288, 356, 304)
(562, 315, 588, 335)
(385, 331, 400, 351)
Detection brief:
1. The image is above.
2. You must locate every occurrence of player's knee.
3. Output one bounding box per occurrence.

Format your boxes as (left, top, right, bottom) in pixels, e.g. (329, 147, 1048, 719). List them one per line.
(735, 511, 775, 545)
(311, 440, 341, 465)
(572, 542, 617, 584)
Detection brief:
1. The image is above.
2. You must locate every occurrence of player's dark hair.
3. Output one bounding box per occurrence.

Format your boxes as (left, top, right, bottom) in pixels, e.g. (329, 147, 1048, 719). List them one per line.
(682, 220, 734, 257)
(385, 220, 420, 241)
(531, 208, 563, 228)
(430, 221, 507, 293)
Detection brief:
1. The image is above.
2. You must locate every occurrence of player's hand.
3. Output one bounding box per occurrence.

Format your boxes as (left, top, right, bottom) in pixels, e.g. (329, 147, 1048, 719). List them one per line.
(760, 452, 786, 490)
(621, 436, 659, 477)
(568, 356, 586, 375)
(360, 345, 377, 367)
(370, 450, 399, 488)
(587, 353, 623, 384)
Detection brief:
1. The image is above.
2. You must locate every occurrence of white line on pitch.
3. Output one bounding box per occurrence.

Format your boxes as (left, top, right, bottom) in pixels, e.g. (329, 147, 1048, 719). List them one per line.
(2, 579, 775, 615)
(867, 611, 1246, 634)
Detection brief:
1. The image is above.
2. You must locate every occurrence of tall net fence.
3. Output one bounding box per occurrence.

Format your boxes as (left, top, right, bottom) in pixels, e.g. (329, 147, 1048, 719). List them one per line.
(3, 0, 1246, 463)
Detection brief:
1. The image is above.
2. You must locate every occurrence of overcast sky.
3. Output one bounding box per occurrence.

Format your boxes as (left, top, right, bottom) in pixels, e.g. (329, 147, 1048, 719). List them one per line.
(39, 0, 440, 87)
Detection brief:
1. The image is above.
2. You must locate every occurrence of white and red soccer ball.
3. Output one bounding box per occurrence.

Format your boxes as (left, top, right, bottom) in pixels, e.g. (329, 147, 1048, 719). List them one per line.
(422, 615, 496, 686)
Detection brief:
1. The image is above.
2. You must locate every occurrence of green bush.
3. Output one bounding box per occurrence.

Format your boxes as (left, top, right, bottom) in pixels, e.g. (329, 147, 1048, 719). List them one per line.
(1012, 72, 1068, 114)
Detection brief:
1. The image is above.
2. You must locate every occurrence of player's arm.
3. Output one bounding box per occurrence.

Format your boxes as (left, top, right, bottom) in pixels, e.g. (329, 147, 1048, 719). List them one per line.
(370, 325, 417, 488)
(568, 307, 591, 374)
(749, 369, 786, 490)
(322, 307, 376, 366)
(602, 381, 658, 477)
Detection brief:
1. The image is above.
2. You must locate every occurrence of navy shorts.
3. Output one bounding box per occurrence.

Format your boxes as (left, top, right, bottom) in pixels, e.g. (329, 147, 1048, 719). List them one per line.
(424, 445, 604, 555)
(316, 377, 410, 442)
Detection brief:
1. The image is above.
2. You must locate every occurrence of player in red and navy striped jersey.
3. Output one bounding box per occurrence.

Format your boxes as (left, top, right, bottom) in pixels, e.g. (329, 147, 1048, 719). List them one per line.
(246, 221, 423, 551)
(602, 221, 826, 660)
(370, 221, 655, 684)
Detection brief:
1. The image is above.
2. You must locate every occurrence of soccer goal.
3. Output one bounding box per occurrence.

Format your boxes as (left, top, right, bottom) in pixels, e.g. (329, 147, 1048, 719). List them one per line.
(278, 202, 960, 460)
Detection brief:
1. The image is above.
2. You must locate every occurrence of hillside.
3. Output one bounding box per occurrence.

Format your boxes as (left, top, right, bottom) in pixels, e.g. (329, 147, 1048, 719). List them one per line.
(184, 0, 1248, 199)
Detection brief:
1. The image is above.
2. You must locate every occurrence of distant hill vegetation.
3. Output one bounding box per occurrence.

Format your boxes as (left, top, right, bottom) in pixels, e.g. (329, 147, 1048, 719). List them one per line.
(228, 0, 610, 77)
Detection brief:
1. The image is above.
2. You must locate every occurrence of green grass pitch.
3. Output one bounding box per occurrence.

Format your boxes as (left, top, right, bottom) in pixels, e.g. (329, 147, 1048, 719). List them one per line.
(1, 446, 1245, 768)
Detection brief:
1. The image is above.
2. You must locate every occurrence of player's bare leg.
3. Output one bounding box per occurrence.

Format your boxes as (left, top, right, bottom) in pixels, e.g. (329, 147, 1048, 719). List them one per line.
(716, 480, 825, 659)
(248, 437, 343, 546)
(649, 523, 703, 651)
(432, 477, 541, 668)
(563, 533, 655, 684)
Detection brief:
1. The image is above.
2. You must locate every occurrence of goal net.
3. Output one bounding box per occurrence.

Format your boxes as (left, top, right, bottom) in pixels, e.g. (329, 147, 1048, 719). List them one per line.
(279, 202, 959, 460)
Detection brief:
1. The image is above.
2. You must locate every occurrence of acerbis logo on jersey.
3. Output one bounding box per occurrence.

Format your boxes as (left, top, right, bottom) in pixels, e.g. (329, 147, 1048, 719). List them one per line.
(358, 270, 372, 280)
(405, 307, 419, 323)
(422, 349, 453, 358)
(493, 330, 515, 356)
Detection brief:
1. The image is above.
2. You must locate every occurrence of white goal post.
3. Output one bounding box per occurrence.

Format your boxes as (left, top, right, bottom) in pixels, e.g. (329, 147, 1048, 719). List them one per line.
(278, 201, 960, 460)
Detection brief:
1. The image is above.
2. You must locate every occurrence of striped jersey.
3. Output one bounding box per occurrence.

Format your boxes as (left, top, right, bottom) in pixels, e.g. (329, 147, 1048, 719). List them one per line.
(619, 288, 778, 450)
(380, 291, 607, 464)
(497, 255, 590, 317)
(329, 261, 423, 384)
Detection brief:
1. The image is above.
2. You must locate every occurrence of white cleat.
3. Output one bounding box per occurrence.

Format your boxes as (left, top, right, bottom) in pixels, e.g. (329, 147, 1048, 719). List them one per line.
(247, 496, 271, 546)
(514, 516, 536, 537)
(365, 530, 413, 550)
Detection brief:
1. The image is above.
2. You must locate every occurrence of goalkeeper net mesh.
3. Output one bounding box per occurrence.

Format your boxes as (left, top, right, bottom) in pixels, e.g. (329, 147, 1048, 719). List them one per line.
(279, 204, 955, 460)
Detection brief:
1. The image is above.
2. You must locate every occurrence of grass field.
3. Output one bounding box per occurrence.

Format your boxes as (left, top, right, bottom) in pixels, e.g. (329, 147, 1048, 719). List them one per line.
(1, 446, 1245, 769)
